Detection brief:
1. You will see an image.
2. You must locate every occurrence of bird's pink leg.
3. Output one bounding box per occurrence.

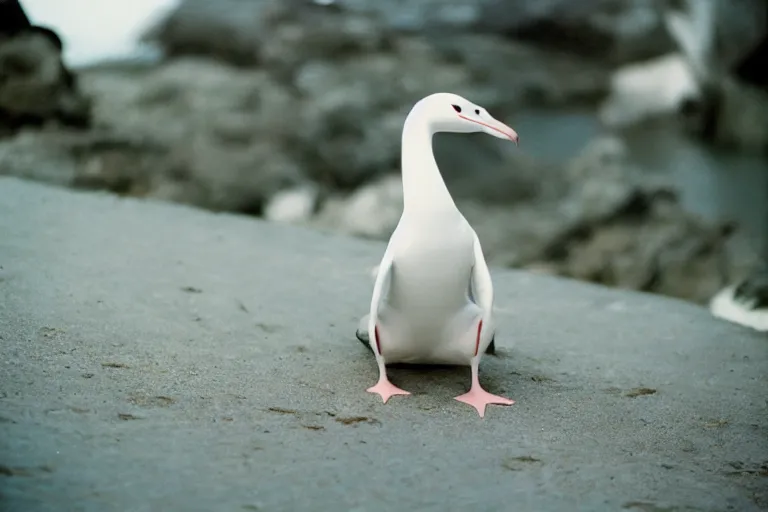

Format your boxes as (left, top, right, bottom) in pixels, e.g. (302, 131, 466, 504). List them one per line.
(367, 325, 410, 403)
(367, 372, 410, 403)
(455, 356, 515, 418)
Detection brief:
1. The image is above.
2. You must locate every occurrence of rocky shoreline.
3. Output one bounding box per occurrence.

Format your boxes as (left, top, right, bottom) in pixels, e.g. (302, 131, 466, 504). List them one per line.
(1, 0, 765, 305)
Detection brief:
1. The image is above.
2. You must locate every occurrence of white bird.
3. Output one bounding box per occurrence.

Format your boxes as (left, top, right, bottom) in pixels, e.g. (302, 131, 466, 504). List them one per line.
(355, 92, 519, 417)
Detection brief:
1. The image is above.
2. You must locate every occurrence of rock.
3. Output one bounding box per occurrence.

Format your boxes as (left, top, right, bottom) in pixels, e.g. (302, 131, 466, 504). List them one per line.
(0, 48, 548, 216)
(80, 58, 307, 212)
(134, 0, 621, 193)
(0, 0, 755, 309)
(428, 34, 611, 108)
(435, 133, 564, 205)
(0, 8, 92, 134)
(600, 0, 768, 152)
(143, 0, 392, 68)
(460, 200, 572, 267)
(303, 133, 755, 305)
(660, 0, 767, 82)
(312, 173, 403, 239)
(164, 137, 306, 213)
(340, 0, 675, 65)
(263, 184, 321, 224)
(310, 138, 564, 240)
(529, 136, 748, 304)
(1, 176, 766, 512)
(653, 0, 768, 152)
(497, 0, 675, 64)
(462, 136, 753, 305)
(0, 129, 166, 196)
(598, 53, 700, 128)
(147, 0, 612, 111)
(561, 135, 637, 219)
(337, 0, 489, 32)
(676, 75, 768, 154)
(82, 58, 299, 145)
(0, 57, 309, 215)
(0, 0, 33, 36)
(290, 42, 478, 188)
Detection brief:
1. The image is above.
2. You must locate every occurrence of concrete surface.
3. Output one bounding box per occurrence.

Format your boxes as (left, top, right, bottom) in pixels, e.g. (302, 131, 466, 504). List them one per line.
(0, 176, 766, 512)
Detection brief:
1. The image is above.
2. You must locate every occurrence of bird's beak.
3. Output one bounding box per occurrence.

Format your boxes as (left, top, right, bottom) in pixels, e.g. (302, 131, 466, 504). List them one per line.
(458, 113, 519, 145)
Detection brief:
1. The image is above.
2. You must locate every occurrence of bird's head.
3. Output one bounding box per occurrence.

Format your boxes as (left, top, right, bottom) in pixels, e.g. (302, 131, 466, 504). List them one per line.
(417, 92, 519, 145)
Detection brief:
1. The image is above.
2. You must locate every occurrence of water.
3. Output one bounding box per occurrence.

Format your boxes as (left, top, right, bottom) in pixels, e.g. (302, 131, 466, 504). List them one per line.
(511, 108, 768, 254)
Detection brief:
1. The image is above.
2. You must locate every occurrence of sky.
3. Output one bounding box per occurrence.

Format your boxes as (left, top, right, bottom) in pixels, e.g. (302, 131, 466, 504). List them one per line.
(20, 0, 181, 67)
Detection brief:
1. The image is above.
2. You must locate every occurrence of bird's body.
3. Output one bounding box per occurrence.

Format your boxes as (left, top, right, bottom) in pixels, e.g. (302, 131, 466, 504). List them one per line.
(357, 92, 519, 417)
(372, 210, 487, 366)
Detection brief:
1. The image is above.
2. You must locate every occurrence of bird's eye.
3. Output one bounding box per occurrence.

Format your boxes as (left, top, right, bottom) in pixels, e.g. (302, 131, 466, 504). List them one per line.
(475, 109, 480, 115)
(452, 104, 462, 113)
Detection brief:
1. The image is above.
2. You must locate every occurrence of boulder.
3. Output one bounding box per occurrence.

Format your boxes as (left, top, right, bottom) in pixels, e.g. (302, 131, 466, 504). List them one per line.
(313, 135, 756, 305)
(143, 0, 392, 68)
(340, 0, 675, 64)
(613, 0, 768, 151)
(0, 0, 91, 134)
(598, 53, 699, 128)
(1, 176, 765, 512)
(145, 0, 613, 111)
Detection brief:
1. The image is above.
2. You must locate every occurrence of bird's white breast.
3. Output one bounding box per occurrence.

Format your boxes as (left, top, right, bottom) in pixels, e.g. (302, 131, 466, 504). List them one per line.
(379, 212, 481, 362)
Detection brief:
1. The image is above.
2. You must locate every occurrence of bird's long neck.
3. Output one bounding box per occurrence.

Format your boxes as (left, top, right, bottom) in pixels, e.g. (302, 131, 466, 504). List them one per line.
(400, 106, 456, 215)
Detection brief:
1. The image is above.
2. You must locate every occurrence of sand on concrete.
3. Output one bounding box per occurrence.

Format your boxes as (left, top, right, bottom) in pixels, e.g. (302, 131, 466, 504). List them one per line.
(0, 177, 766, 511)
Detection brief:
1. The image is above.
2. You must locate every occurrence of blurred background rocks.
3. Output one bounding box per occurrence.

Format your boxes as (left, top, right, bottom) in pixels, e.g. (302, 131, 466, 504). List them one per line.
(1, 0, 766, 306)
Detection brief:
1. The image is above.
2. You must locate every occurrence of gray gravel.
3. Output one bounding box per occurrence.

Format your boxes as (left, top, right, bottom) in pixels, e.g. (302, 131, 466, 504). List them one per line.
(0, 177, 766, 512)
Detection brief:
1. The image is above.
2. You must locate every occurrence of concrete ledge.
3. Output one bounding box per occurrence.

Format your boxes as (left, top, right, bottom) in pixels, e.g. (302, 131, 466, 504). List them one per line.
(0, 177, 766, 512)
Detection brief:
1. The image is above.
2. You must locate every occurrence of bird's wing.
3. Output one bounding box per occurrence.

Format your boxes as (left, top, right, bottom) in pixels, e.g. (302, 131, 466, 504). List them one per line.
(367, 247, 394, 356)
(469, 230, 494, 315)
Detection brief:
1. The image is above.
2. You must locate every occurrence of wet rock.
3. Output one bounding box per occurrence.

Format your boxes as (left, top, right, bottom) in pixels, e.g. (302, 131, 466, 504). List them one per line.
(0, 26, 92, 134)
